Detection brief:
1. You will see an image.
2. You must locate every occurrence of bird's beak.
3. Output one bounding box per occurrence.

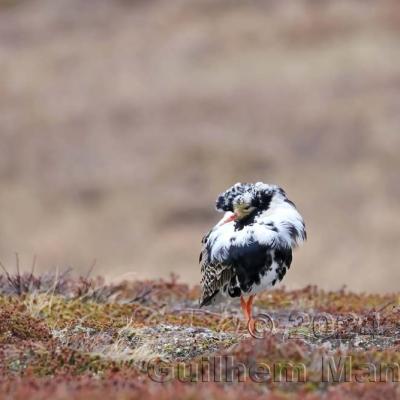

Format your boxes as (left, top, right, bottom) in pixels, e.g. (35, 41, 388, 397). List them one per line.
(222, 213, 237, 224)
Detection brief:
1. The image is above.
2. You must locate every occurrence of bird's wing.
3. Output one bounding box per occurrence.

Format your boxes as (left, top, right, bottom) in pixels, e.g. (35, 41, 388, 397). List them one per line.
(198, 213, 237, 306)
(199, 232, 234, 306)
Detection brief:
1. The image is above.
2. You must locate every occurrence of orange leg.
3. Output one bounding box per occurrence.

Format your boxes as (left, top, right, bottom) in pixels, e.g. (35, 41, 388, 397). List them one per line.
(240, 295, 256, 332)
(240, 296, 249, 320)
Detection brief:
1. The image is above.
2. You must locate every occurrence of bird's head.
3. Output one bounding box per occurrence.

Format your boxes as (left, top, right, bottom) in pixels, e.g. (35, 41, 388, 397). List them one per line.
(216, 181, 285, 222)
(232, 193, 257, 220)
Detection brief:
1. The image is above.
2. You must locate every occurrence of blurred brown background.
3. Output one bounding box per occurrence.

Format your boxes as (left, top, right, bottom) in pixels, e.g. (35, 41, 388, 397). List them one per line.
(0, 0, 399, 292)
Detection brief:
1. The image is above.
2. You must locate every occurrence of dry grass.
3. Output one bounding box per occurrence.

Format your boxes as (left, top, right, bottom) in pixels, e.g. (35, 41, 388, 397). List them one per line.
(1, 271, 400, 398)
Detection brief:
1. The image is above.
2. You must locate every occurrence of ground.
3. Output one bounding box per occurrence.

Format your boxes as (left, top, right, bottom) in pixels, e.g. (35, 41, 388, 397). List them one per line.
(1, 270, 400, 399)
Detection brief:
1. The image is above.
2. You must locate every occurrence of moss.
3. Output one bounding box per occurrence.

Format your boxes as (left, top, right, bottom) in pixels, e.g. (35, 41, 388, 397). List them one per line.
(1, 276, 400, 399)
(0, 303, 52, 344)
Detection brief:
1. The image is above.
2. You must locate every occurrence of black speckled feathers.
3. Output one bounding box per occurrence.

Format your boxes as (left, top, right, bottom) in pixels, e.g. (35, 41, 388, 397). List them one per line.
(199, 182, 306, 307)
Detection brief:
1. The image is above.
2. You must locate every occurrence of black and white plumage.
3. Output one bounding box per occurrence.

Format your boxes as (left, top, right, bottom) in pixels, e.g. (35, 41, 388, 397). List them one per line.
(199, 182, 306, 322)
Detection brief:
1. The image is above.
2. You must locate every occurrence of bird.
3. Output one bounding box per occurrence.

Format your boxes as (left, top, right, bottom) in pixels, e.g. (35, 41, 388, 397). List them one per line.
(199, 182, 306, 330)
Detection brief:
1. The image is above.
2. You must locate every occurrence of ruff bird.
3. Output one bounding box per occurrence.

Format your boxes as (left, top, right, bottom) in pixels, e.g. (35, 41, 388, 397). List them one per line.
(199, 182, 306, 329)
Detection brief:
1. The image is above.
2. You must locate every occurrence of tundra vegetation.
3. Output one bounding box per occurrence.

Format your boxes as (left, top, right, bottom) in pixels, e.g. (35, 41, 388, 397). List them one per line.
(1, 268, 400, 399)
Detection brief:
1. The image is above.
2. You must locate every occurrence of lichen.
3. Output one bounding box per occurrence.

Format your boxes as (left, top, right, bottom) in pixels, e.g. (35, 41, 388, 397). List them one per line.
(1, 273, 400, 399)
